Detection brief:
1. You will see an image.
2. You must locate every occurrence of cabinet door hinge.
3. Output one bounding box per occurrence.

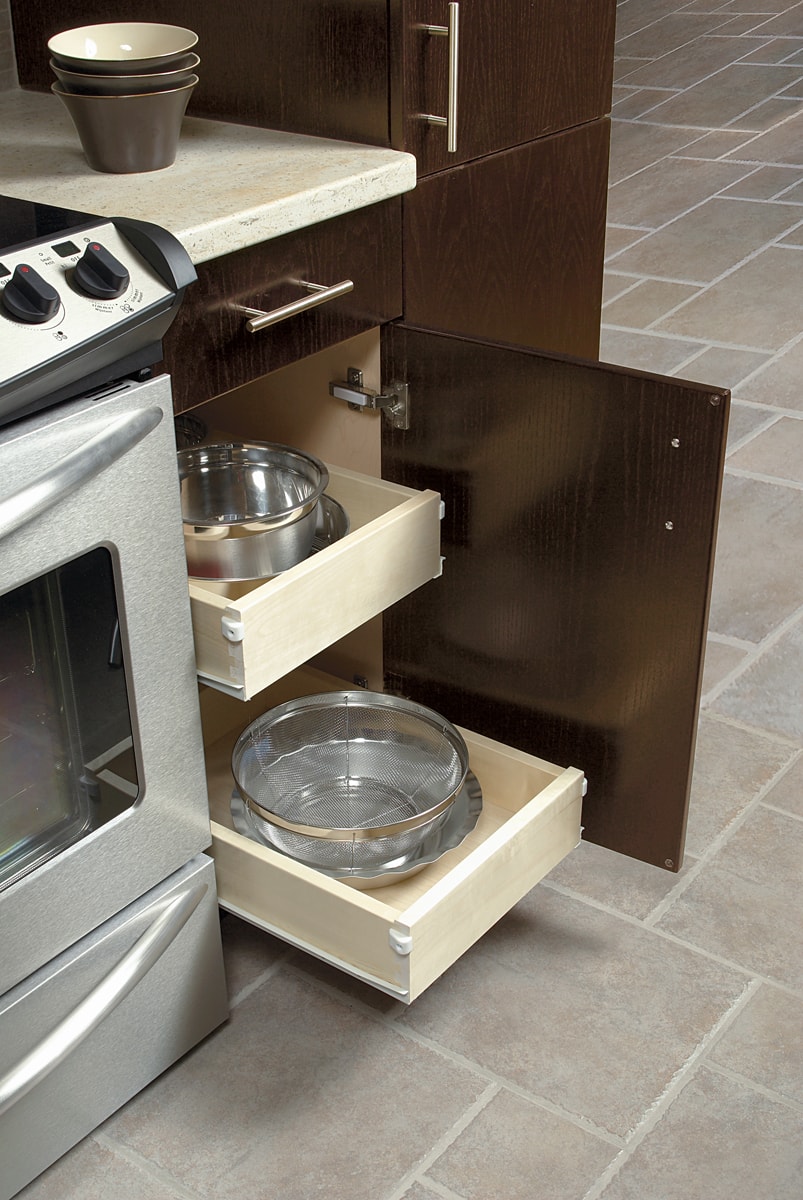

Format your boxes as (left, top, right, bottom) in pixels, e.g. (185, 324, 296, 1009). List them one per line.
(329, 369, 410, 430)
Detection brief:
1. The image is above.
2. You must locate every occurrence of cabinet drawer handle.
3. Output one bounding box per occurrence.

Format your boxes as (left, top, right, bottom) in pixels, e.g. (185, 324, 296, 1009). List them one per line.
(418, 2, 460, 153)
(238, 278, 354, 333)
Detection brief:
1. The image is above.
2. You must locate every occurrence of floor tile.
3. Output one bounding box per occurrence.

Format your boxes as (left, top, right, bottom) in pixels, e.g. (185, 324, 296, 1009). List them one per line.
(601, 278, 701, 326)
(721, 399, 776, 449)
(606, 155, 753, 227)
(684, 714, 793, 857)
(727, 414, 803, 481)
(617, 14, 742, 60)
(608, 121, 705, 184)
(729, 95, 803, 132)
(709, 984, 803, 1104)
(644, 63, 803, 129)
(725, 109, 803, 165)
(700, 638, 750, 693)
(677, 346, 770, 389)
(761, 753, 803, 816)
(742, 3, 803, 38)
(708, 474, 803, 641)
(615, 0, 692, 42)
(616, 34, 772, 90)
(711, 615, 803, 741)
(604, 226, 651, 259)
(733, 338, 803, 410)
(545, 837, 693, 920)
(612, 87, 680, 120)
(399, 889, 746, 1138)
(602, 271, 641, 303)
(219, 912, 288, 1002)
(611, 199, 801, 285)
(424, 1089, 616, 1200)
(598, 1067, 803, 1200)
(657, 805, 803, 987)
(104, 968, 486, 1200)
(673, 127, 765, 157)
(721, 164, 803, 198)
(17, 1138, 186, 1200)
(599, 327, 703, 372)
(657, 246, 803, 348)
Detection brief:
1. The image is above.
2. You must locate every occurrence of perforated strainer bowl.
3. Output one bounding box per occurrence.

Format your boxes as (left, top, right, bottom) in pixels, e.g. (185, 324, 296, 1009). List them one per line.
(232, 691, 470, 873)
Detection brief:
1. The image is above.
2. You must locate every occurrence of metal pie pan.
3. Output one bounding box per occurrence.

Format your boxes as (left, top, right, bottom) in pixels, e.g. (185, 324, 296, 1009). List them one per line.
(231, 770, 483, 889)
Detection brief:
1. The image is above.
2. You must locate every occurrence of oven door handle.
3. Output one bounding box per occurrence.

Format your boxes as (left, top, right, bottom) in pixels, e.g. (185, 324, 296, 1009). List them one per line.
(0, 879, 206, 1118)
(0, 405, 162, 543)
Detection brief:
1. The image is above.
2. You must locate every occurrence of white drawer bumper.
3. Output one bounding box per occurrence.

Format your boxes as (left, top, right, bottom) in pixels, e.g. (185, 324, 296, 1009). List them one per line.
(201, 677, 583, 1003)
(189, 465, 442, 699)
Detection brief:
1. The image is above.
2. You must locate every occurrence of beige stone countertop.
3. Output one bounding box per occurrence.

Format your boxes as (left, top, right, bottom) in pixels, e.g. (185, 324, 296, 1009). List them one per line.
(0, 89, 417, 264)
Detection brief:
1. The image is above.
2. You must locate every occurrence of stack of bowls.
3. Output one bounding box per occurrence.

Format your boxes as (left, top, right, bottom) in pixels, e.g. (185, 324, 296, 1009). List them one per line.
(49, 22, 199, 173)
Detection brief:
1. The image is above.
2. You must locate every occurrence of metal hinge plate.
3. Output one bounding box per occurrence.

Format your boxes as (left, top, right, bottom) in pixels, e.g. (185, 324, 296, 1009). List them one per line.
(329, 368, 410, 430)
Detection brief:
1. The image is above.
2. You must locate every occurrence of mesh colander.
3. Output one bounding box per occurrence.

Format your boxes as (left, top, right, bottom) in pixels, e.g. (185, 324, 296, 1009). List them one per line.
(232, 691, 470, 872)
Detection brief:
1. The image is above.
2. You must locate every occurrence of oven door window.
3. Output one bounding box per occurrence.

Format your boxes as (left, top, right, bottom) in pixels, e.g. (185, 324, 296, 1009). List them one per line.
(0, 547, 138, 891)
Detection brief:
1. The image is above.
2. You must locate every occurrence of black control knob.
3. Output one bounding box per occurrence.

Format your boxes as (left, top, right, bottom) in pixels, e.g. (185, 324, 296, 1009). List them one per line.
(1, 263, 60, 324)
(74, 242, 131, 300)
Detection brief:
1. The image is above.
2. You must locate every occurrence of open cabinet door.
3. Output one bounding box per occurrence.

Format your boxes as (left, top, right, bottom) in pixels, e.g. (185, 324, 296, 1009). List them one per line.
(380, 325, 729, 871)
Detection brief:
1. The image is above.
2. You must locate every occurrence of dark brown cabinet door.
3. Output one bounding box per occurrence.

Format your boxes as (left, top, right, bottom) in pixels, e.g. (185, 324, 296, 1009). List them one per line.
(403, 119, 610, 358)
(381, 325, 729, 871)
(395, 0, 616, 175)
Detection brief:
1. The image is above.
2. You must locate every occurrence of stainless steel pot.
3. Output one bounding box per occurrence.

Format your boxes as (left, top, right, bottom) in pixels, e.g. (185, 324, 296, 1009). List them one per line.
(178, 441, 329, 579)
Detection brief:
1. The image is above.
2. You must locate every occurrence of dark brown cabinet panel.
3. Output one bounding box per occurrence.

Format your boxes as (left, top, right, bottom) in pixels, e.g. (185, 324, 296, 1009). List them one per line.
(9, 0, 391, 145)
(163, 201, 402, 414)
(395, 0, 616, 175)
(403, 120, 610, 357)
(381, 325, 729, 871)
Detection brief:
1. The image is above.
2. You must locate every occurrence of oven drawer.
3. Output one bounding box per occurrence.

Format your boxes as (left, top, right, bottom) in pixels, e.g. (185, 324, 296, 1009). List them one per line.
(188, 464, 442, 699)
(200, 672, 584, 1003)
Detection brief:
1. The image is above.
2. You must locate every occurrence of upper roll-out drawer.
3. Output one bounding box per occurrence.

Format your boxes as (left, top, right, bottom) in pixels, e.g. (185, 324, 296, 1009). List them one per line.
(163, 199, 403, 414)
(189, 463, 442, 700)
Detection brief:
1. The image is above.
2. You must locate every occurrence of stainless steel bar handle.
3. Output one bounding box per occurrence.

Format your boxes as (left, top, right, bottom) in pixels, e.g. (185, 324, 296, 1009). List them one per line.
(239, 278, 354, 333)
(0, 405, 162, 544)
(420, 2, 460, 153)
(0, 881, 207, 1118)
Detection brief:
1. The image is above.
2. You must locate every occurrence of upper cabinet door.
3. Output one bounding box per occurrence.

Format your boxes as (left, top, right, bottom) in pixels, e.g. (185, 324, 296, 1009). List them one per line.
(380, 325, 729, 872)
(394, 0, 617, 175)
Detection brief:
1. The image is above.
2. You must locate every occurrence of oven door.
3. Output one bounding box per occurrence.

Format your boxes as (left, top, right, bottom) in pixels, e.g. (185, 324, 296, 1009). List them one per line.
(0, 375, 211, 992)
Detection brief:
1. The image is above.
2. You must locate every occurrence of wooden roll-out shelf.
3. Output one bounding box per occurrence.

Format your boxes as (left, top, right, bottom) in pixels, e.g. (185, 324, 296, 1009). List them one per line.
(200, 669, 584, 1003)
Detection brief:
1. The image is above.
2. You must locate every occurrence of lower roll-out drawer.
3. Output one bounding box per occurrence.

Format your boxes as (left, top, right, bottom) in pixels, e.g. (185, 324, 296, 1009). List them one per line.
(200, 671, 584, 1003)
(188, 464, 442, 699)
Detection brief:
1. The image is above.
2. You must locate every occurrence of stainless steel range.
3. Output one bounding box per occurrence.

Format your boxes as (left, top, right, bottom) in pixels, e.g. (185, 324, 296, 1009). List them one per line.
(0, 195, 228, 1199)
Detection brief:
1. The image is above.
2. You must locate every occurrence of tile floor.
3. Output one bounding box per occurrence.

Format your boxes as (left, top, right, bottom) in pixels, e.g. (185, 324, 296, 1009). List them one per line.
(18, 1, 803, 1197)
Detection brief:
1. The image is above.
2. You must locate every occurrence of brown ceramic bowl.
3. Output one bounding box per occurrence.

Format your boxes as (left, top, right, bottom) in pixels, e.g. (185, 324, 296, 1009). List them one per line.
(52, 77, 197, 174)
(50, 54, 200, 95)
(48, 23, 198, 74)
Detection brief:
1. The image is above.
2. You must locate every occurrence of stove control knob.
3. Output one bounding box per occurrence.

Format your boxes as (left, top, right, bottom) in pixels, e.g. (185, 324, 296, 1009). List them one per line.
(74, 242, 131, 299)
(1, 263, 60, 324)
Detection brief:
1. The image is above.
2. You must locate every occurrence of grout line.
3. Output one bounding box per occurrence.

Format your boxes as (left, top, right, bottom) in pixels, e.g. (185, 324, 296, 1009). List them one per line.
(581, 978, 761, 1200)
(92, 1131, 206, 1200)
(705, 1060, 803, 1116)
(725, 464, 803, 490)
(382, 1084, 499, 1200)
(702, 602, 803, 708)
(285, 956, 626, 1148)
(537, 878, 803, 999)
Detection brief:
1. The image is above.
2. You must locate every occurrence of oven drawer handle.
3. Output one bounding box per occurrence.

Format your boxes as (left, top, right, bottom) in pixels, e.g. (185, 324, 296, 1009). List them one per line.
(238, 278, 354, 333)
(0, 879, 206, 1118)
(0, 405, 162, 543)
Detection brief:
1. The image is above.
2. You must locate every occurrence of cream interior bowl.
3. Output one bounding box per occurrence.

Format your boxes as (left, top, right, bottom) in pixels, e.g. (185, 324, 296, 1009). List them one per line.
(50, 54, 200, 95)
(48, 23, 198, 74)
